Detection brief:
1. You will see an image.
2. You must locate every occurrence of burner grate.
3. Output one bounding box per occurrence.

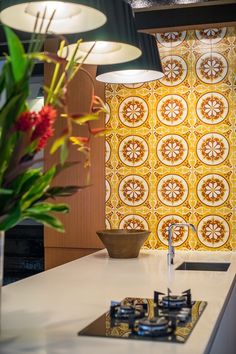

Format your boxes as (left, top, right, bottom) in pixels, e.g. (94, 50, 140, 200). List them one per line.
(79, 290, 207, 343)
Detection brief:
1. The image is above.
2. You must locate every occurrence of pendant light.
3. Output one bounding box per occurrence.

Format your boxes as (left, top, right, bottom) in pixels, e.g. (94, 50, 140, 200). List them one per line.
(96, 32, 164, 84)
(0, 0, 108, 34)
(60, 0, 141, 65)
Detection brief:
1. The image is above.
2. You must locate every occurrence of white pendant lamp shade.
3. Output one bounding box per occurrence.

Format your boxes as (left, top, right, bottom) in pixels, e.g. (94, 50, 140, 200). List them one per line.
(96, 32, 164, 84)
(0, 0, 108, 34)
(60, 0, 141, 65)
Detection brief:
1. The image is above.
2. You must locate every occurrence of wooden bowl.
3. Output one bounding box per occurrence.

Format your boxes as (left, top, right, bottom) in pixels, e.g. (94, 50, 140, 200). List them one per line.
(96, 229, 150, 258)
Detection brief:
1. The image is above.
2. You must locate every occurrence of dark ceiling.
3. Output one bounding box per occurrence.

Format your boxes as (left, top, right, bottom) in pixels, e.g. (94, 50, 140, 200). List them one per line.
(135, 0, 236, 30)
(128, 0, 235, 9)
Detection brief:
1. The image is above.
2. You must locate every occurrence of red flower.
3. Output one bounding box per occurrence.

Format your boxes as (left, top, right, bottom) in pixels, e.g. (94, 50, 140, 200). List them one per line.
(15, 111, 38, 132)
(31, 105, 57, 150)
(40, 105, 57, 123)
(37, 127, 54, 150)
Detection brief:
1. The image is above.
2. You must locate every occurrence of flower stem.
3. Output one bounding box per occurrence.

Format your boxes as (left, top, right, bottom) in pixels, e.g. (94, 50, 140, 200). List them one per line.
(53, 41, 96, 101)
(46, 40, 65, 104)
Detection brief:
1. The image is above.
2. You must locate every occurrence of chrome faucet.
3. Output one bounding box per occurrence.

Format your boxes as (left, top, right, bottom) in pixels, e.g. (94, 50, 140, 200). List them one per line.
(167, 223, 197, 265)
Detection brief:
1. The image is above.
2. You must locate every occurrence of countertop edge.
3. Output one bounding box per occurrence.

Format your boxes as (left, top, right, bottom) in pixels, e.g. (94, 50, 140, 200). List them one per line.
(203, 273, 236, 354)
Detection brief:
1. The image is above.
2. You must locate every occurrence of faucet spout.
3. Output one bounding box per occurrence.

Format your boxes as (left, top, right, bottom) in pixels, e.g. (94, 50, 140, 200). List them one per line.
(167, 223, 197, 265)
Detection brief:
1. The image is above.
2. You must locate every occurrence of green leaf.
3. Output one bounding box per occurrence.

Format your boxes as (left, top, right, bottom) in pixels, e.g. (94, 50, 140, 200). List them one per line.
(27, 202, 69, 214)
(10, 168, 42, 196)
(0, 91, 28, 179)
(23, 212, 65, 232)
(21, 166, 56, 209)
(60, 142, 68, 165)
(0, 71, 5, 97)
(4, 26, 28, 83)
(0, 132, 19, 185)
(2, 60, 29, 103)
(5, 158, 43, 184)
(24, 139, 38, 155)
(42, 185, 87, 199)
(0, 205, 21, 231)
(0, 188, 13, 195)
(3, 60, 15, 99)
(0, 93, 23, 129)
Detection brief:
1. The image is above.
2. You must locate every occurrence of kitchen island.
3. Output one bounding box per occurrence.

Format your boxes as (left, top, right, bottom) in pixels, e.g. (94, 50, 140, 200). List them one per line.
(1, 249, 236, 354)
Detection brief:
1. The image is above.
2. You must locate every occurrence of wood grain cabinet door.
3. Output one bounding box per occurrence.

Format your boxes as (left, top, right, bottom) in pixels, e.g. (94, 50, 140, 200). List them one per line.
(44, 39, 105, 269)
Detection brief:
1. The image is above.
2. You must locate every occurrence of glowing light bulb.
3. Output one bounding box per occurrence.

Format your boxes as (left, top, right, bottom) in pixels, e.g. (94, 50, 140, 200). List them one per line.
(79, 41, 122, 55)
(96, 69, 164, 84)
(26, 1, 81, 20)
(116, 70, 145, 77)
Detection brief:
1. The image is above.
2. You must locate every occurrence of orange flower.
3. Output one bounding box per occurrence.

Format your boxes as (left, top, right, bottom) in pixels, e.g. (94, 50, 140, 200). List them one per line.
(90, 127, 106, 136)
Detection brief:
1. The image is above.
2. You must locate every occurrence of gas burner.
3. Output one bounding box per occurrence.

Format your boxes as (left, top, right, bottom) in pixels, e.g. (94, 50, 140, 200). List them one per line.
(154, 288, 192, 310)
(176, 307, 191, 322)
(135, 317, 174, 337)
(161, 295, 187, 309)
(110, 301, 147, 321)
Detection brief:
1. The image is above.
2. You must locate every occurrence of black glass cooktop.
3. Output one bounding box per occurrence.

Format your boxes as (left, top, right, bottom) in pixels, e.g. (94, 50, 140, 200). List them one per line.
(79, 293, 207, 343)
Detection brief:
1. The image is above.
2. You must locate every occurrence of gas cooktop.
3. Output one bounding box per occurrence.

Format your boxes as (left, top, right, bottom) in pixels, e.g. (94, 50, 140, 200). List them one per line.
(78, 289, 207, 343)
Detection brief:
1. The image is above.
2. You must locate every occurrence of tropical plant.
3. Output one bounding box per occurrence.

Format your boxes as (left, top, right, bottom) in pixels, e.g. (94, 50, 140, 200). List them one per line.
(0, 23, 106, 232)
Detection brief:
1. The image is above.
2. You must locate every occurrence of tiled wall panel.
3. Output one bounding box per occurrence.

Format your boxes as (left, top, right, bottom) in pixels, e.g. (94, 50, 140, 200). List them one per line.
(105, 27, 236, 251)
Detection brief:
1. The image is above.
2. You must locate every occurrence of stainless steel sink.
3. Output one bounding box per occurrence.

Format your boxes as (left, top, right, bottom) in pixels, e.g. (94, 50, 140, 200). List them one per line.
(175, 262, 230, 272)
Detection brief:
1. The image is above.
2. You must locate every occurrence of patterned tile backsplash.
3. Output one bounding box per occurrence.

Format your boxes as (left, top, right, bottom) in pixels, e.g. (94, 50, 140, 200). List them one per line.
(105, 27, 236, 251)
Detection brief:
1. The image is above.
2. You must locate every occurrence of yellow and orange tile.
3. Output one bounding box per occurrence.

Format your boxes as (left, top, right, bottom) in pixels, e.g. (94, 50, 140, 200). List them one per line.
(105, 27, 236, 252)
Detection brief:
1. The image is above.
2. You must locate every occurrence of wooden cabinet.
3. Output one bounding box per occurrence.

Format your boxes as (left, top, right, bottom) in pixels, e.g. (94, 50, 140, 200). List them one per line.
(44, 40, 105, 269)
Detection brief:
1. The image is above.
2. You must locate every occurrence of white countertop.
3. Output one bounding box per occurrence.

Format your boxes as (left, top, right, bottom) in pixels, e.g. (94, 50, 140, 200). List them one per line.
(1, 249, 236, 354)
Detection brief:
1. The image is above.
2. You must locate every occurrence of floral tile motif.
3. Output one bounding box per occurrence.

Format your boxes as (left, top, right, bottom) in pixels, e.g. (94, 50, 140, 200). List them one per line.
(196, 53, 228, 84)
(157, 174, 189, 207)
(119, 135, 149, 166)
(197, 133, 229, 165)
(156, 94, 188, 126)
(118, 175, 149, 206)
(105, 26, 236, 252)
(157, 134, 188, 166)
(196, 92, 229, 124)
(195, 28, 227, 44)
(160, 55, 187, 86)
(197, 215, 230, 248)
(157, 215, 189, 247)
(156, 31, 187, 47)
(119, 214, 149, 230)
(118, 96, 149, 127)
(197, 174, 229, 206)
